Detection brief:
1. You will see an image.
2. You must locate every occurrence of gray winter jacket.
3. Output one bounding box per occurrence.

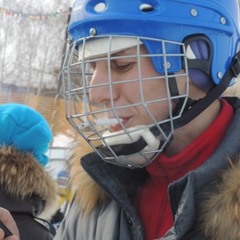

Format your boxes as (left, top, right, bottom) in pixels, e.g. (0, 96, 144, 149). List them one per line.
(55, 97, 240, 240)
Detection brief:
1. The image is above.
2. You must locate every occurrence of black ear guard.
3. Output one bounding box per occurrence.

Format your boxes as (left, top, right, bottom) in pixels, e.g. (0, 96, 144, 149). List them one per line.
(183, 34, 213, 78)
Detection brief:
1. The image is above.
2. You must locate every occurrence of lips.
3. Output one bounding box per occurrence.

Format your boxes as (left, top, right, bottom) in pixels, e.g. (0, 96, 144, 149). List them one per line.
(109, 118, 128, 132)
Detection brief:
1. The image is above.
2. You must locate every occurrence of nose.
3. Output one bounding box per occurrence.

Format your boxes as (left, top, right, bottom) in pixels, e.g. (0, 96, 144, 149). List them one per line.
(89, 61, 118, 105)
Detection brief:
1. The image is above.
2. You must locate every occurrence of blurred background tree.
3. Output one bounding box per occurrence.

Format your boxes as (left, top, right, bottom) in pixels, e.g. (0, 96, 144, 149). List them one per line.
(0, 0, 77, 178)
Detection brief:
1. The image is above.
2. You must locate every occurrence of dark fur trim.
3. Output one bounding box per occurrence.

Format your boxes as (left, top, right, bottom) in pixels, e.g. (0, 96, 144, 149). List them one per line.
(0, 146, 58, 219)
(199, 158, 240, 240)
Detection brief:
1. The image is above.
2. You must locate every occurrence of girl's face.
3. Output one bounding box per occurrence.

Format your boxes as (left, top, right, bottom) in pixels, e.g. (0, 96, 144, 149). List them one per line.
(88, 45, 172, 132)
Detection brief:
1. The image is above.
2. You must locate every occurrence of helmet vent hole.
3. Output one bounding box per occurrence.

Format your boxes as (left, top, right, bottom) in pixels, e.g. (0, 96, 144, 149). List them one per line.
(140, 3, 154, 12)
(94, 2, 106, 12)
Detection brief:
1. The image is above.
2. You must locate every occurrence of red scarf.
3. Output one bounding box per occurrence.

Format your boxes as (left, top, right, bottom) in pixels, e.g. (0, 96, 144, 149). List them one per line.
(135, 99, 233, 240)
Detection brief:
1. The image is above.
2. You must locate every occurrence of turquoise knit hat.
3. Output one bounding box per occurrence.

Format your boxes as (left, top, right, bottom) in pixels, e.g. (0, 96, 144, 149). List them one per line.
(0, 103, 52, 166)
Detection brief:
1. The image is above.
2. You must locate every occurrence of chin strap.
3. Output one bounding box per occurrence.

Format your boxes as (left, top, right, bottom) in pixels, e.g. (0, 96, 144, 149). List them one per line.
(97, 137, 147, 157)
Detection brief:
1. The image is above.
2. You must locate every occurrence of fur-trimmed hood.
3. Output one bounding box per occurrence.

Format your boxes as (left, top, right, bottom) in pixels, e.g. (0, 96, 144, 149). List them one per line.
(0, 146, 59, 220)
(68, 137, 240, 240)
(198, 158, 240, 240)
(68, 140, 107, 215)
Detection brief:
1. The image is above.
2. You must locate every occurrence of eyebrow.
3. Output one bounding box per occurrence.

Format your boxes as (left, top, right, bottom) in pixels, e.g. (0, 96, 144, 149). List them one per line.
(112, 47, 138, 57)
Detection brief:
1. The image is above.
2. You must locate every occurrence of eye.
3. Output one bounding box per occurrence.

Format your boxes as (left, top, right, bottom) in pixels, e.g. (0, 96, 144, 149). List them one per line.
(111, 61, 133, 72)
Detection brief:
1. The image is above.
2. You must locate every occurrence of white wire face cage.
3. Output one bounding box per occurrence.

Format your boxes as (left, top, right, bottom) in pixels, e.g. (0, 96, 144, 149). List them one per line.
(62, 35, 189, 168)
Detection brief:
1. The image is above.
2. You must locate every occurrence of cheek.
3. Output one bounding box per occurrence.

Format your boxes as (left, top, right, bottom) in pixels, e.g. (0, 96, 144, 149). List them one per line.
(136, 80, 171, 124)
(142, 78, 168, 102)
(145, 101, 171, 124)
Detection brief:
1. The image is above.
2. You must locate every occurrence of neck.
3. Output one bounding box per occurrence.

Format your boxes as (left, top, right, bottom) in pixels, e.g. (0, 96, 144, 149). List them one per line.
(164, 99, 221, 157)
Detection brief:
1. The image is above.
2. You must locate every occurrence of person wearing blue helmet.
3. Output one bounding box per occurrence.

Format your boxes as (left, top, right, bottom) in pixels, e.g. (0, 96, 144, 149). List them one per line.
(56, 0, 240, 239)
(1, 0, 240, 239)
